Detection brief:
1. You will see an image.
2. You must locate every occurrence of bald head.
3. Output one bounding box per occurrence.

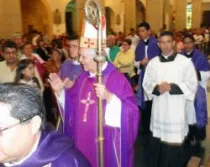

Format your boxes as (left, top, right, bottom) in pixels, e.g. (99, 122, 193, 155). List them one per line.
(107, 35, 116, 48)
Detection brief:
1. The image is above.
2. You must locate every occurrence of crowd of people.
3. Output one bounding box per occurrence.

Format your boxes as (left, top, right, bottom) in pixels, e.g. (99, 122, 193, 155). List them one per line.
(0, 20, 209, 167)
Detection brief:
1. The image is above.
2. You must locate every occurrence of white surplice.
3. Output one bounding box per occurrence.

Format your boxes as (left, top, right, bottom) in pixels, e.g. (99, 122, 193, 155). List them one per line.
(143, 54, 198, 143)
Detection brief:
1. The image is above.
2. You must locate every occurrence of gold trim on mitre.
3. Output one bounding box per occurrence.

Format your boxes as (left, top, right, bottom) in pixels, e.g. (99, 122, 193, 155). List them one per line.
(80, 37, 97, 49)
(80, 19, 106, 49)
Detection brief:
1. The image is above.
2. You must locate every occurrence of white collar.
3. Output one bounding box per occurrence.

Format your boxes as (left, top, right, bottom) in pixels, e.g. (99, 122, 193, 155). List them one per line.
(89, 62, 108, 78)
(163, 55, 168, 59)
(144, 37, 149, 42)
(4, 134, 41, 166)
(72, 60, 80, 65)
(186, 51, 193, 55)
(162, 50, 174, 59)
(20, 79, 33, 84)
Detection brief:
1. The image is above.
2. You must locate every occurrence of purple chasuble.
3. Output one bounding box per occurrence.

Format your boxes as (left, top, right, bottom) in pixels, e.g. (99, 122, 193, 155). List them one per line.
(63, 63, 139, 167)
(182, 49, 210, 127)
(59, 59, 83, 81)
(135, 36, 160, 109)
(0, 130, 91, 167)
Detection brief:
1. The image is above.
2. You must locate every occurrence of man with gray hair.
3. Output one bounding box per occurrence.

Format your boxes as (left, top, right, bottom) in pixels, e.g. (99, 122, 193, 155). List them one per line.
(49, 46, 139, 167)
(49, 18, 139, 167)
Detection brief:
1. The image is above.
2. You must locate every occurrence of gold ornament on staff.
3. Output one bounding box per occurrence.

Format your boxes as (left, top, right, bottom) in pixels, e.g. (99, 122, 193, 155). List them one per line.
(84, 0, 105, 167)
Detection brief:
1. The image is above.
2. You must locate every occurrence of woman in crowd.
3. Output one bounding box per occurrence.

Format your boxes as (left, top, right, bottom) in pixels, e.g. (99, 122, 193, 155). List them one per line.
(114, 38, 136, 86)
(14, 59, 41, 89)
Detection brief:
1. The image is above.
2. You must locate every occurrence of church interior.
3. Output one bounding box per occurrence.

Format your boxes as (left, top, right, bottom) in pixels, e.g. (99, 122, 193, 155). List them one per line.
(0, 0, 210, 167)
(0, 0, 209, 38)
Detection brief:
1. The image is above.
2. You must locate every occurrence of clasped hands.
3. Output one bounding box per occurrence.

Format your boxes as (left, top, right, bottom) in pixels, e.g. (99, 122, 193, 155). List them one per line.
(158, 82, 171, 94)
(140, 57, 149, 66)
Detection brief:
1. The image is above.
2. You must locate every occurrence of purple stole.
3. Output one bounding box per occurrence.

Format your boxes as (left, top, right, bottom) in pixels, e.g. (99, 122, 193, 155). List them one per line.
(59, 59, 83, 81)
(0, 129, 90, 167)
(135, 36, 160, 109)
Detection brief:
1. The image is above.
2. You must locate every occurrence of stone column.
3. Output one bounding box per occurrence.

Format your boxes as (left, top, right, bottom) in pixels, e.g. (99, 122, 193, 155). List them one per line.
(0, 0, 22, 38)
(76, 0, 84, 35)
(192, 0, 202, 28)
(175, 0, 187, 31)
(124, 0, 136, 35)
(146, 0, 164, 33)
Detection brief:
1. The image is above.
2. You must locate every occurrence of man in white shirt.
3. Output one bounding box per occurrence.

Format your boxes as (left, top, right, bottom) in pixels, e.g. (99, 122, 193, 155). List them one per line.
(193, 29, 204, 49)
(126, 28, 140, 50)
(0, 41, 19, 83)
(143, 31, 198, 167)
(12, 32, 23, 59)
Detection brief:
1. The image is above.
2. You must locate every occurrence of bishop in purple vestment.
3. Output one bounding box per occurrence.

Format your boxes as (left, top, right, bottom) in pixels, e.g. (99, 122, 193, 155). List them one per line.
(50, 47, 139, 167)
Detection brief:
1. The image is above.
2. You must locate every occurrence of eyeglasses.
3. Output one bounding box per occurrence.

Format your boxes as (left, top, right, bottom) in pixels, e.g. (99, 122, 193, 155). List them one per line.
(0, 116, 35, 136)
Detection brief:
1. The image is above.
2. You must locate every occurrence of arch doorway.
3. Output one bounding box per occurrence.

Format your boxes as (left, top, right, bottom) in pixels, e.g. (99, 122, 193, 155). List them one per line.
(105, 7, 115, 34)
(20, 0, 52, 36)
(136, 0, 145, 26)
(65, 0, 77, 36)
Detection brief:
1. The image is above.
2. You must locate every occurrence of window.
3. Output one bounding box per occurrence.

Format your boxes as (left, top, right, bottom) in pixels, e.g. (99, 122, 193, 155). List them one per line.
(186, 3, 192, 29)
